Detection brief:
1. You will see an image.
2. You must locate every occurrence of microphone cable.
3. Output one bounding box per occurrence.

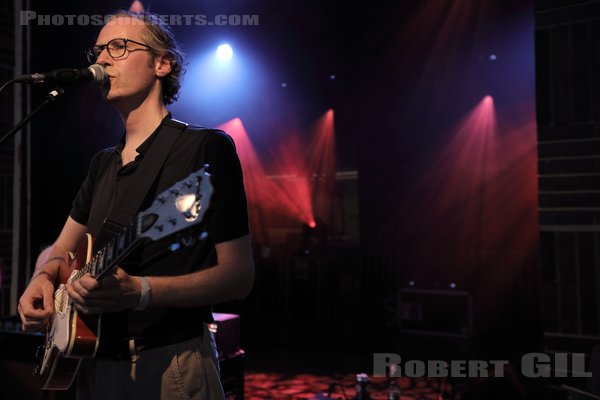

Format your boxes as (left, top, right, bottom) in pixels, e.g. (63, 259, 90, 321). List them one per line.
(0, 78, 16, 96)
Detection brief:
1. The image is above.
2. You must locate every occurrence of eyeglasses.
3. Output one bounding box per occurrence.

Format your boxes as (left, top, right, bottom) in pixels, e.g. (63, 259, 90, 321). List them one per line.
(86, 38, 152, 64)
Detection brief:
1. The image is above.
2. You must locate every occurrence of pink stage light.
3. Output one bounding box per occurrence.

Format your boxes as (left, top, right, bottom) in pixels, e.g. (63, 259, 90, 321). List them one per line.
(399, 96, 538, 288)
(217, 118, 316, 243)
(305, 109, 336, 225)
(129, 1, 144, 12)
(218, 111, 337, 246)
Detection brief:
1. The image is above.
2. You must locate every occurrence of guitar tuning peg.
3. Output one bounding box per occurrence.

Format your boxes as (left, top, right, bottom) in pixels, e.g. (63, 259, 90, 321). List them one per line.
(154, 224, 164, 232)
(180, 234, 195, 247)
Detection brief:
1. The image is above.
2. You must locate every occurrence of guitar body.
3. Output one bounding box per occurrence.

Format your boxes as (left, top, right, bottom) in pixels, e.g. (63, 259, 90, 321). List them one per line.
(31, 166, 214, 390)
(36, 233, 101, 390)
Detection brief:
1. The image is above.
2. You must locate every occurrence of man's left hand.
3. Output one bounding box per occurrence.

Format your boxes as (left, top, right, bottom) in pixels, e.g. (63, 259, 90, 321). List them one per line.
(66, 267, 141, 314)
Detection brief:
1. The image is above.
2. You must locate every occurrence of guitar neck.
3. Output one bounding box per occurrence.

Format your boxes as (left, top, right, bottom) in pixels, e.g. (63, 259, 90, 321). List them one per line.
(71, 216, 143, 282)
(66, 167, 214, 284)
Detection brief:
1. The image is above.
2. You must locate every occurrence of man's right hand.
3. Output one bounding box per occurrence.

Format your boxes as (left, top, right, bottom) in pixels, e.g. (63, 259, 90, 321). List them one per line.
(18, 217, 87, 332)
(18, 272, 56, 332)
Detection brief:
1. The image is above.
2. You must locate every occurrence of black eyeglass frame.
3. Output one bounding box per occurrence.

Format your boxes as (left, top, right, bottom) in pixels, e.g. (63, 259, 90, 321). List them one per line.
(86, 38, 152, 64)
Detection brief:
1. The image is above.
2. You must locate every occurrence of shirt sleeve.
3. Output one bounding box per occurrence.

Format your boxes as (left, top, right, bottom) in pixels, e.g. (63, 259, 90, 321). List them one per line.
(196, 130, 249, 244)
(69, 148, 113, 226)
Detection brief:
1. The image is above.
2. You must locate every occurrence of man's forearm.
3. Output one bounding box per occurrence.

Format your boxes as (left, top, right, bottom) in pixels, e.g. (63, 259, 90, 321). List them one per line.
(32, 245, 71, 281)
(145, 260, 254, 308)
(143, 235, 255, 308)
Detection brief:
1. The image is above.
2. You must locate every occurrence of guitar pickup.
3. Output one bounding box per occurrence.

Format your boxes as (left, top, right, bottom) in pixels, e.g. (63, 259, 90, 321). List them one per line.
(35, 344, 45, 360)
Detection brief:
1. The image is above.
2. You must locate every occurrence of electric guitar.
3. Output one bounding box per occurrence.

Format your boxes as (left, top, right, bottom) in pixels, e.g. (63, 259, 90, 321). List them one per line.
(34, 166, 214, 390)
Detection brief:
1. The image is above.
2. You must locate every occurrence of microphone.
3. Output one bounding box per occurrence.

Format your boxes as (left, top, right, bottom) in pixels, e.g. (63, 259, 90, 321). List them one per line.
(14, 64, 107, 85)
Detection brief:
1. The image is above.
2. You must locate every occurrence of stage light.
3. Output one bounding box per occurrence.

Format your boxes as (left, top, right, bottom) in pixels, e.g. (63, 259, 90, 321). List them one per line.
(218, 118, 316, 244)
(489, 54, 497, 61)
(329, 74, 336, 80)
(216, 44, 233, 61)
(129, 0, 144, 12)
(281, 82, 287, 88)
(308, 220, 317, 228)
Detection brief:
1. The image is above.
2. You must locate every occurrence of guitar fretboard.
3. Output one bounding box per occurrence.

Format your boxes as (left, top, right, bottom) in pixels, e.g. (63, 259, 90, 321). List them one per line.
(70, 216, 141, 282)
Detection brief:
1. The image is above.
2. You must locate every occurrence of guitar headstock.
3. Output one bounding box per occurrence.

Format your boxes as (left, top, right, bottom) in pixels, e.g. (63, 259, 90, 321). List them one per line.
(138, 166, 214, 242)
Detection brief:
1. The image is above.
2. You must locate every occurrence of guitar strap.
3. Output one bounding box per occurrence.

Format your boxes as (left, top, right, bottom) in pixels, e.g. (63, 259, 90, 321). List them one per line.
(94, 118, 188, 252)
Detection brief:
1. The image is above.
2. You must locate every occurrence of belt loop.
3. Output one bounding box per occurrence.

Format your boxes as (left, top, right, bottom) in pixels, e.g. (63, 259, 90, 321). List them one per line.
(129, 338, 139, 363)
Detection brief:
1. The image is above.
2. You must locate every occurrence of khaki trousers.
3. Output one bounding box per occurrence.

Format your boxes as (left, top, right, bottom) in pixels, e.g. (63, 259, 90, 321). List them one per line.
(76, 324, 225, 400)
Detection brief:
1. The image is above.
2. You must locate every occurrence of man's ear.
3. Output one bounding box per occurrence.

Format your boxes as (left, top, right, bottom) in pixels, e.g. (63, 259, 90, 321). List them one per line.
(154, 54, 173, 78)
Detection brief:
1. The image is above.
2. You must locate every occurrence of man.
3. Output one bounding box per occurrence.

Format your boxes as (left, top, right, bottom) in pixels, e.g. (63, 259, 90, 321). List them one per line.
(17, 10, 254, 399)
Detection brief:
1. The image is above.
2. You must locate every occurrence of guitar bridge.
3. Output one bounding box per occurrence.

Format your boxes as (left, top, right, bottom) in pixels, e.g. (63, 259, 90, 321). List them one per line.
(33, 345, 46, 376)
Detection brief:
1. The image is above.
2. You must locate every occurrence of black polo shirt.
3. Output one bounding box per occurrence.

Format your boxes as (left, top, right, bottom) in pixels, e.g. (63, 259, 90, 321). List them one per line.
(70, 114, 249, 347)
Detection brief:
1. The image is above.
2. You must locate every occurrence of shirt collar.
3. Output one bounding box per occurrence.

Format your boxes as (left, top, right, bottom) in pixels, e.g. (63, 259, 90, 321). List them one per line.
(115, 112, 172, 155)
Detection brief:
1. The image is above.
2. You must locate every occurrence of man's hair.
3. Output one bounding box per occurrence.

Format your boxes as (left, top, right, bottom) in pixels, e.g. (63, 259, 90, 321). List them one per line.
(107, 10, 185, 105)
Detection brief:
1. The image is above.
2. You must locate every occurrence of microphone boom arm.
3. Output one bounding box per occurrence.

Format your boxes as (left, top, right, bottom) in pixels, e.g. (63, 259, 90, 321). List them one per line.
(0, 87, 65, 146)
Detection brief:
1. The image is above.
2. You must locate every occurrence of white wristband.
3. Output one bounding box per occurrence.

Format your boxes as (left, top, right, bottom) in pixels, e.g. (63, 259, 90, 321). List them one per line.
(134, 276, 152, 311)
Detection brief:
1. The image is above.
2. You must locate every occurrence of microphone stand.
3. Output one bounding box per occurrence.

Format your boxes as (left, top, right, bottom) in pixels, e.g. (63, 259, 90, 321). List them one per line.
(0, 87, 65, 146)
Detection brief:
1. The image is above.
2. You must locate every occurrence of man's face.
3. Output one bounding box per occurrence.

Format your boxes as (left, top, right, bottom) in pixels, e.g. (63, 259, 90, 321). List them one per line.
(95, 17, 156, 105)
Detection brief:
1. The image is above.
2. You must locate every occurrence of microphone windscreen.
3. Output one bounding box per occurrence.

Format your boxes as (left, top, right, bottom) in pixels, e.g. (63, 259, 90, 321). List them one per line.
(88, 64, 108, 84)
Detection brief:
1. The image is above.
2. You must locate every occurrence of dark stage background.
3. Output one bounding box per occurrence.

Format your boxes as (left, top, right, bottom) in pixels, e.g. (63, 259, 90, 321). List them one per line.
(3, 0, 600, 398)
(22, 0, 541, 356)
